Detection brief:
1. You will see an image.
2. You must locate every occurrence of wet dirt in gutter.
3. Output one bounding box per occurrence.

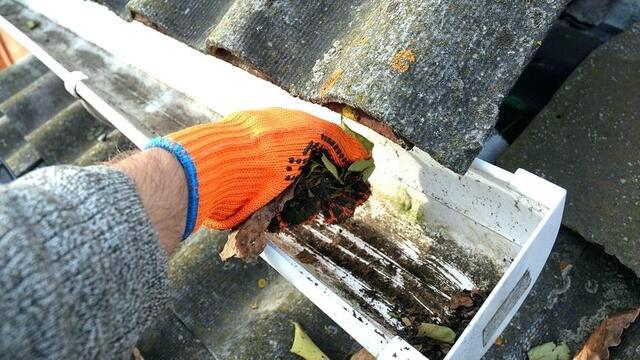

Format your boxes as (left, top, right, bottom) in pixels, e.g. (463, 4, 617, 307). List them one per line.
(283, 216, 501, 359)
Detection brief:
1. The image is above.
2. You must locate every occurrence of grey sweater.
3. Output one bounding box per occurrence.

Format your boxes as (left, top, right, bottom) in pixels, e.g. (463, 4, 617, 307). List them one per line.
(0, 165, 169, 359)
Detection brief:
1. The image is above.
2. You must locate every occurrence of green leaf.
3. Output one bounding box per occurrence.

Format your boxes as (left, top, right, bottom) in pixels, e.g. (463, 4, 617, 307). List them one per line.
(25, 20, 39, 30)
(341, 119, 374, 153)
(556, 343, 570, 360)
(527, 342, 570, 360)
(348, 159, 374, 173)
(290, 322, 330, 360)
(308, 163, 320, 173)
(361, 166, 375, 181)
(321, 154, 342, 182)
(417, 323, 456, 344)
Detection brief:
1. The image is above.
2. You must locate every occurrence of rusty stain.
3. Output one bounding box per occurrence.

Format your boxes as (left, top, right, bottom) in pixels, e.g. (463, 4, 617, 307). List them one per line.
(319, 69, 343, 96)
(495, 336, 505, 346)
(132, 12, 167, 35)
(559, 261, 571, 271)
(325, 102, 414, 149)
(390, 49, 416, 73)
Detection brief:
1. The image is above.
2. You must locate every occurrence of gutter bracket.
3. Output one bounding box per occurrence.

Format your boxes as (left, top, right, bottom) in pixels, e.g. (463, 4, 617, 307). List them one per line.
(63, 70, 88, 98)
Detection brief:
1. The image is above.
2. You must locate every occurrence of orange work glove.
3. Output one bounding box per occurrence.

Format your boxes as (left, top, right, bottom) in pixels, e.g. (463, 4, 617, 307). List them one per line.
(147, 108, 371, 239)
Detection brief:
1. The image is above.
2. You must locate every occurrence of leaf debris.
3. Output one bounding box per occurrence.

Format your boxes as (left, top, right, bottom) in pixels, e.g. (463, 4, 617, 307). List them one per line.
(574, 307, 640, 360)
(527, 342, 570, 360)
(219, 187, 294, 262)
(417, 323, 456, 344)
(290, 322, 330, 360)
(351, 348, 375, 360)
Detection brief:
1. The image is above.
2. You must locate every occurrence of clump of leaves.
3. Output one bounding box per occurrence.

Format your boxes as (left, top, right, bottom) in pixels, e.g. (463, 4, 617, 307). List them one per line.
(268, 151, 372, 231)
(267, 119, 374, 230)
(221, 121, 375, 262)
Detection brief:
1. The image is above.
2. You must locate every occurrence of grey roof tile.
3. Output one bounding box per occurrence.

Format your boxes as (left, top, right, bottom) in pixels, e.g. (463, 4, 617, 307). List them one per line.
(0, 55, 48, 103)
(499, 23, 640, 275)
(26, 101, 113, 164)
(74, 130, 135, 166)
(0, 71, 76, 135)
(139, 229, 360, 359)
(98, 0, 569, 173)
(0, 116, 41, 176)
(0, 57, 129, 174)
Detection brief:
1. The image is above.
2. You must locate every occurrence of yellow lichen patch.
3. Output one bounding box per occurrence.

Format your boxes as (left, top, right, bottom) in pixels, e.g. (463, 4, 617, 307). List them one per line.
(341, 105, 358, 120)
(390, 49, 416, 73)
(258, 278, 267, 288)
(319, 69, 343, 96)
(357, 36, 368, 46)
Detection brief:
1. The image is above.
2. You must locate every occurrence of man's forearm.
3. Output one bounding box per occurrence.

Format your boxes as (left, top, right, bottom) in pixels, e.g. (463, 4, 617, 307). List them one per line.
(0, 165, 169, 358)
(113, 148, 187, 254)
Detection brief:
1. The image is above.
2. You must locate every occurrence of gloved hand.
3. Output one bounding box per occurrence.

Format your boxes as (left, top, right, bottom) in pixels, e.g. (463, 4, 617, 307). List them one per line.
(148, 108, 371, 239)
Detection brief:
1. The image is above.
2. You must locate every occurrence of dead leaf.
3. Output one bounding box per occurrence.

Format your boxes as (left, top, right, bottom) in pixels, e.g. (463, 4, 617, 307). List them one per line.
(417, 323, 456, 344)
(528, 342, 570, 360)
(495, 336, 505, 347)
(450, 292, 474, 310)
(220, 187, 294, 262)
(132, 347, 144, 360)
(401, 317, 413, 327)
(450, 289, 485, 312)
(290, 322, 330, 360)
(351, 348, 375, 360)
(574, 307, 640, 360)
(296, 249, 318, 264)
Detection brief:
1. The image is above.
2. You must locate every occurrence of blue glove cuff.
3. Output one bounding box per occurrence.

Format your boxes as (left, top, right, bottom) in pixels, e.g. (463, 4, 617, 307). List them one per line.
(146, 137, 199, 240)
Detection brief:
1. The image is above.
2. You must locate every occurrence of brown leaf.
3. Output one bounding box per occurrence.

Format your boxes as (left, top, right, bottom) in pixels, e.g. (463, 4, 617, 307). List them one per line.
(351, 348, 375, 360)
(220, 187, 294, 262)
(450, 292, 474, 310)
(574, 307, 640, 360)
(132, 347, 144, 360)
(401, 317, 413, 327)
(296, 249, 318, 264)
(450, 289, 484, 310)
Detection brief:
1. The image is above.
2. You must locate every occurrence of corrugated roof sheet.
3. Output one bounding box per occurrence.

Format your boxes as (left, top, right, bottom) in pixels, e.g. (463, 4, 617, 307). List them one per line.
(93, 0, 568, 173)
(0, 55, 133, 176)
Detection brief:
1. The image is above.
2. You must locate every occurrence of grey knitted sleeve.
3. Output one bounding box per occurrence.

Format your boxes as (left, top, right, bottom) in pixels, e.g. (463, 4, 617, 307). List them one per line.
(0, 165, 169, 359)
